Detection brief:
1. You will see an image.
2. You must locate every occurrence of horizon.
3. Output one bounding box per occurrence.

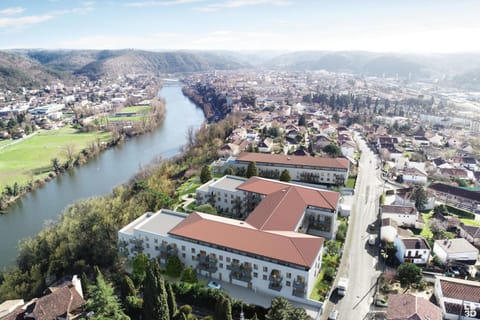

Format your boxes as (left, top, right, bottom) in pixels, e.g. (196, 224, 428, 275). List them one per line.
(0, 0, 479, 53)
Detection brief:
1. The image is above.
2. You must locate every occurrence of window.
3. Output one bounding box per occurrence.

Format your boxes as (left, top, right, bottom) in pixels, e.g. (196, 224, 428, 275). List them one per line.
(254, 264, 258, 270)
(154, 238, 158, 243)
(219, 255, 223, 261)
(191, 248, 196, 253)
(286, 281, 291, 287)
(263, 266, 268, 272)
(147, 253, 151, 258)
(262, 275, 267, 281)
(181, 245, 185, 251)
(253, 272, 258, 278)
(220, 263, 224, 269)
(146, 243, 150, 248)
(182, 253, 186, 258)
(192, 255, 195, 260)
(154, 246, 159, 251)
(286, 272, 291, 279)
(145, 236, 149, 241)
(226, 257, 231, 263)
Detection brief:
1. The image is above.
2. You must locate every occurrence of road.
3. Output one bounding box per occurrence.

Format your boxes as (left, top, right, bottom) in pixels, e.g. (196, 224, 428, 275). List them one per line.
(322, 133, 384, 320)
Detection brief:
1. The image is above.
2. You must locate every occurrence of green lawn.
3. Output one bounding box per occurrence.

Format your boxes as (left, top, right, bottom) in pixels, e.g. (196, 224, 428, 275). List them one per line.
(0, 140, 12, 148)
(0, 126, 111, 188)
(461, 218, 480, 226)
(420, 211, 434, 239)
(120, 105, 151, 114)
(346, 177, 356, 188)
(107, 115, 145, 122)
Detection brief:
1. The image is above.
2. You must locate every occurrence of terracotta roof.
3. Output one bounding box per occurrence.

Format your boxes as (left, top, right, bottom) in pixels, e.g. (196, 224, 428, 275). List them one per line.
(438, 276, 480, 303)
(168, 212, 324, 268)
(382, 205, 417, 215)
(386, 294, 442, 320)
(444, 302, 480, 318)
(235, 152, 349, 169)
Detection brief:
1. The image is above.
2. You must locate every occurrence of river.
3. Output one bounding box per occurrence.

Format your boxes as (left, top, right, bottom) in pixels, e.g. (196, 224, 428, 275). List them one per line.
(0, 81, 205, 268)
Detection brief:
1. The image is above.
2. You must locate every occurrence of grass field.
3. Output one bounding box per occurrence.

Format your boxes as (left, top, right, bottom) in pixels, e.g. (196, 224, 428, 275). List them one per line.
(0, 126, 111, 188)
(460, 218, 480, 226)
(120, 105, 151, 114)
(105, 105, 153, 123)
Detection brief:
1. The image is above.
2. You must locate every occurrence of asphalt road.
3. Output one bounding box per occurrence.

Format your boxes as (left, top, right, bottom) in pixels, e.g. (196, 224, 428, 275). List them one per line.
(322, 133, 383, 320)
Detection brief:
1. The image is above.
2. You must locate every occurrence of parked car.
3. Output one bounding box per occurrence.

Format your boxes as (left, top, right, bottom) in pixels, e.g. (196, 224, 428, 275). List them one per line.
(207, 281, 221, 289)
(328, 310, 339, 320)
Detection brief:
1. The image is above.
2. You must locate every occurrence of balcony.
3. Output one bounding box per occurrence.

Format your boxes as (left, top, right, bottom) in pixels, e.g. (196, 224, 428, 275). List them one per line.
(160, 243, 178, 259)
(292, 280, 306, 297)
(229, 263, 252, 282)
(268, 274, 283, 291)
(197, 254, 218, 274)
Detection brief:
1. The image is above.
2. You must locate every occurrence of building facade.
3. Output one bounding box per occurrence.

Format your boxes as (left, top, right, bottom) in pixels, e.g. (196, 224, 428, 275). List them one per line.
(394, 236, 431, 265)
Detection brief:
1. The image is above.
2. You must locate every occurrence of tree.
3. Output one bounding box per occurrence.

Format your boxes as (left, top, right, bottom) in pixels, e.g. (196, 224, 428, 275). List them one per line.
(397, 263, 422, 288)
(411, 186, 428, 211)
(298, 114, 306, 126)
(131, 253, 149, 285)
(214, 295, 232, 320)
(180, 267, 198, 284)
(279, 169, 291, 182)
(166, 282, 177, 319)
(143, 259, 169, 320)
(200, 165, 212, 183)
(85, 267, 130, 320)
(246, 162, 258, 178)
(223, 166, 234, 176)
(322, 144, 342, 157)
(266, 297, 293, 320)
(51, 157, 61, 173)
(166, 255, 183, 278)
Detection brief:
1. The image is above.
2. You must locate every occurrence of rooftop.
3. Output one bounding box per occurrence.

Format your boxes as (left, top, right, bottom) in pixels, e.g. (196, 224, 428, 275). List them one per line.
(437, 276, 480, 303)
(434, 238, 478, 254)
(197, 175, 247, 193)
(382, 205, 417, 215)
(401, 237, 430, 250)
(235, 152, 349, 169)
(120, 210, 187, 237)
(386, 294, 442, 320)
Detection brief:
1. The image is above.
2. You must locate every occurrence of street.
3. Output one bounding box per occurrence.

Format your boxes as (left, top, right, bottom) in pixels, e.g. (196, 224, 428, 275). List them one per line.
(322, 133, 384, 320)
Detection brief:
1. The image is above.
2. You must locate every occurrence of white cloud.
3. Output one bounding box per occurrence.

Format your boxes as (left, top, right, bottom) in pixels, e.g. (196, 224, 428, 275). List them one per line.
(0, 7, 26, 16)
(197, 0, 293, 12)
(125, 0, 204, 7)
(0, 4, 94, 32)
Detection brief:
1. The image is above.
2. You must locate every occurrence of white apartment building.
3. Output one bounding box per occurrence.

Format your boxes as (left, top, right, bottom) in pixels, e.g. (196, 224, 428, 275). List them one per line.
(225, 152, 350, 186)
(118, 209, 323, 300)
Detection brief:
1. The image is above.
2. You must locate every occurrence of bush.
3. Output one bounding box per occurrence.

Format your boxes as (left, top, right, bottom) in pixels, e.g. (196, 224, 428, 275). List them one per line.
(336, 221, 347, 242)
(166, 255, 183, 278)
(323, 267, 335, 282)
(445, 205, 475, 219)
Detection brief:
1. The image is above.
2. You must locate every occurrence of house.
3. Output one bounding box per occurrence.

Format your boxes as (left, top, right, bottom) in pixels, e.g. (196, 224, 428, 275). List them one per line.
(439, 168, 470, 180)
(433, 238, 479, 265)
(394, 236, 431, 265)
(458, 223, 480, 248)
(434, 276, 480, 320)
(340, 141, 356, 159)
(0, 300, 24, 319)
(381, 205, 418, 227)
(258, 138, 274, 153)
(228, 152, 350, 186)
(429, 183, 480, 213)
(386, 294, 442, 320)
(399, 167, 428, 185)
(3, 275, 84, 320)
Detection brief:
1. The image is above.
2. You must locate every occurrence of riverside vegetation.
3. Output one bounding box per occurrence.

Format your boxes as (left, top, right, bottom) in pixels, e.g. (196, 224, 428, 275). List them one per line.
(0, 91, 166, 211)
(0, 114, 309, 319)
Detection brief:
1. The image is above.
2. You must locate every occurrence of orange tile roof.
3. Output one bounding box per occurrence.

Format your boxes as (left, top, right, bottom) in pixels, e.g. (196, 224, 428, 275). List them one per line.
(236, 152, 349, 169)
(168, 212, 324, 268)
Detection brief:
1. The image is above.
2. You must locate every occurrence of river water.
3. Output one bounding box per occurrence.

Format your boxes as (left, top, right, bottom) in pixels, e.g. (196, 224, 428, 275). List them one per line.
(0, 82, 205, 268)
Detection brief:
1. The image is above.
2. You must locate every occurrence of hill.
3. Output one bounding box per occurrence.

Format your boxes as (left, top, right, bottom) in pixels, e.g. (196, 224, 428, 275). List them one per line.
(0, 51, 66, 90)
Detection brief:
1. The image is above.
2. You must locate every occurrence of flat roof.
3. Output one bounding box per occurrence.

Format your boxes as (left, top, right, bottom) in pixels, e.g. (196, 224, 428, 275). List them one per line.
(208, 175, 247, 192)
(120, 210, 187, 237)
(434, 238, 478, 254)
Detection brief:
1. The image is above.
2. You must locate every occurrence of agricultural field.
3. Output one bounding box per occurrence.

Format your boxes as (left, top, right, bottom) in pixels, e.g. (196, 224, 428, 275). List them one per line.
(0, 126, 111, 188)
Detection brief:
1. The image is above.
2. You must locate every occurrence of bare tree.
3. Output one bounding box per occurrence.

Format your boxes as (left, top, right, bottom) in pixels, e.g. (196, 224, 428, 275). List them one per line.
(63, 143, 76, 162)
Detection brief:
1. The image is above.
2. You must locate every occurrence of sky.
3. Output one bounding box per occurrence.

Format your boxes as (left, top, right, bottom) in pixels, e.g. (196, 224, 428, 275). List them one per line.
(0, 0, 479, 53)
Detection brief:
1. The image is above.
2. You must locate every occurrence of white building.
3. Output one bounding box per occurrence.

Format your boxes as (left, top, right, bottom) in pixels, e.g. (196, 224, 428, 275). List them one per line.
(433, 238, 479, 265)
(400, 167, 428, 185)
(434, 276, 480, 320)
(195, 176, 247, 216)
(119, 209, 323, 301)
(381, 205, 418, 227)
(226, 152, 350, 186)
(394, 236, 431, 265)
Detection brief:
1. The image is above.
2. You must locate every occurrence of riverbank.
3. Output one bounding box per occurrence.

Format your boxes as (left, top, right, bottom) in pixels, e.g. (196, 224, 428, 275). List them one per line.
(0, 96, 166, 212)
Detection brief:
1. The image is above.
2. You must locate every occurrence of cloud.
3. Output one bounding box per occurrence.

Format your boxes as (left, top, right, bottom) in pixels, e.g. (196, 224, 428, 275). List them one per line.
(0, 4, 94, 32)
(125, 0, 204, 7)
(197, 0, 293, 12)
(0, 7, 26, 16)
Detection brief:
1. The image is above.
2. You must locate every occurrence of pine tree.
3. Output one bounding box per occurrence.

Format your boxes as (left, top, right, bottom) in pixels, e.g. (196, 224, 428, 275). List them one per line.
(166, 282, 177, 319)
(279, 169, 291, 182)
(246, 161, 258, 178)
(143, 260, 169, 320)
(200, 165, 212, 183)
